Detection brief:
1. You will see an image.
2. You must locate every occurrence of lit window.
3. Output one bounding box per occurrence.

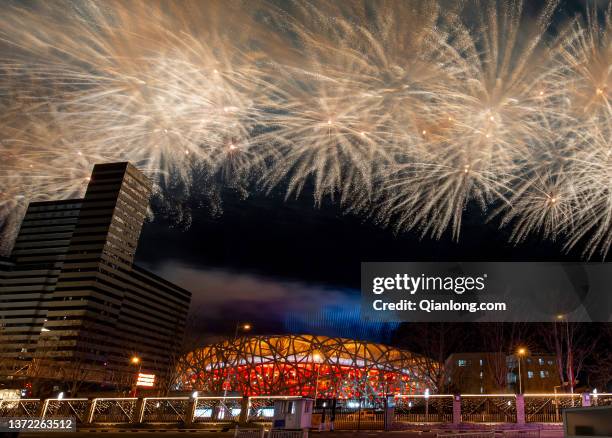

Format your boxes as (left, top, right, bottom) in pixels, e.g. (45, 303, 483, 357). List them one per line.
(479, 359, 484, 366)
(540, 370, 548, 378)
(538, 358, 544, 366)
(458, 360, 467, 367)
(528, 371, 534, 379)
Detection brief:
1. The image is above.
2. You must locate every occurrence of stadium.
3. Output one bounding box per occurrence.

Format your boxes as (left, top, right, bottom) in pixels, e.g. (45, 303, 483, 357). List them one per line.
(177, 334, 434, 398)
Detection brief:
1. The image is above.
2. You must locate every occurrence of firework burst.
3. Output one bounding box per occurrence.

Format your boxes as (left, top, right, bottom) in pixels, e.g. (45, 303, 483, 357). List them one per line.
(0, 0, 611, 258)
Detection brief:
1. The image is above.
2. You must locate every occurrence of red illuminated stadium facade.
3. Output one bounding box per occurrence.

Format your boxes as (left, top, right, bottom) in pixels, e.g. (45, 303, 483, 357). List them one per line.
(177, 335, 434, 398)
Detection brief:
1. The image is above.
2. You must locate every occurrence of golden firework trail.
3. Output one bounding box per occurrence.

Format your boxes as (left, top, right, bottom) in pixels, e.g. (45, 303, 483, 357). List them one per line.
(0, 0, 610, 258)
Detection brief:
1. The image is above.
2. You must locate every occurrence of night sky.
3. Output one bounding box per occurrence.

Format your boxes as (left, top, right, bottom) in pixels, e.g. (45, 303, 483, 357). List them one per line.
(135, 181, 603, 344)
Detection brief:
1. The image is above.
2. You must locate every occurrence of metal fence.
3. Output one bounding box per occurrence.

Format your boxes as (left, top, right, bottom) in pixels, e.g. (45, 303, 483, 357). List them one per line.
(501, 430, 540, 438)
(330, 398, 386, 430)
(88, 398, 138, 424)
(437, 433, 495, 438)
(591, 393, 612, 406)
(142, 397, 191, 423)
(461, 395, 517, 423)
(194, 396, 242, 424)
(1, 393, 607, 428)
(524, 394, 582, 423)
(42, 398, 90, 423)
(395, 395, 454, 423)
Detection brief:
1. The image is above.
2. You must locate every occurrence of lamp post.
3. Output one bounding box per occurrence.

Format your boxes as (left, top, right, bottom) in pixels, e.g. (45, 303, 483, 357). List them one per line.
(224, 323, 252, 398)
(557, 314, 576, 406)
(130, 356, 142, 396)
(516, 347, 527, 394)
(312, 353, 324, 401)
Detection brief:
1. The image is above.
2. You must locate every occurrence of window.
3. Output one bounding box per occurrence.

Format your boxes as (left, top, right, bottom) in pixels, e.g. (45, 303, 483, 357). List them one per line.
(527, 371, 534, 379)
(480, 371, 484, 379)
(540, 370, 549, 378)
(479, 359, 484, 366)
(539, 358, 544, 366)
(458, 360, 467, 367)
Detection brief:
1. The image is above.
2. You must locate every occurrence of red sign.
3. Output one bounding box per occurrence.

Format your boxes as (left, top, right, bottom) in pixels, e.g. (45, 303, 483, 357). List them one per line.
(136, 373, 155, 387)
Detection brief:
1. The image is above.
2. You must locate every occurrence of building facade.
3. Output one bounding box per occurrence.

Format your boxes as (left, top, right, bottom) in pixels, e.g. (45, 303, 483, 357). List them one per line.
(0, 163, 191, 390)
(446, 352, 561, 394)
(506, 353, 560, 393)
(178, 334, 434, 397)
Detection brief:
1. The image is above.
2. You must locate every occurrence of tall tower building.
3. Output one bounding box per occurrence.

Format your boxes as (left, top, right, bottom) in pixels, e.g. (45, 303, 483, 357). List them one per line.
(0, 163, 191, 389)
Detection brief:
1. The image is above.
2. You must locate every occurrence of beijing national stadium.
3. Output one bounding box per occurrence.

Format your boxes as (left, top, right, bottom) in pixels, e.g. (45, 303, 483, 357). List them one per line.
(177, 335, 434, 397)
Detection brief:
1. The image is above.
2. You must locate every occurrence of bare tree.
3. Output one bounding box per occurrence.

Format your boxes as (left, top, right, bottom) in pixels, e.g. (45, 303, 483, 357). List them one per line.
(540, 322, 600, 392)
(402, 323, 471, 392)
(583, 324, 612, 391)
(480, 323, 528, 392)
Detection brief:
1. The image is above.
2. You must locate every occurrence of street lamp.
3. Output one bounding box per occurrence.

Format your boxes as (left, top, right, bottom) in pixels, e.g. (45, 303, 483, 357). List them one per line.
(312, 353, 324, 401)
(516, 347, 527, 394)
(224, 323, 253, 398)
(557, 314, 575, 398)
(234, 322, 251, 340)
(130, 356, 142, 396)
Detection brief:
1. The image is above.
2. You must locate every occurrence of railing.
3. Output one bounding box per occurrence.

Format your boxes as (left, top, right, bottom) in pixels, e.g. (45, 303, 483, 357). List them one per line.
(0, 398, 41, 418)
(89, 398, 138, 424)
(461, 395, 516, 423)
(235, 428, 266, 438)
(331, 398, 386, 430)
(142, 397, 190, 423)
(501, 430, 541, 438)
(247, 396, 303, 424)
(524, 394, 582, 423)
(0, 393, 608, 427)
(269, 430, 308, 438)
(395, 395, 454, 423)
(193, 396, 242, 424)
(437, 433, 494, 438)
(42, 398, 89, 423)
(591, 393, 612, 406)
(235, 428, 307, 438)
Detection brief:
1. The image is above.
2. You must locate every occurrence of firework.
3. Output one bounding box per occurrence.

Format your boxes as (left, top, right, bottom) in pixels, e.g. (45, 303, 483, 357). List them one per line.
(0, 0, 611, 258)
(558, 2, 611, 123)
(378, 0, 567, 240)
(564, 123, 612, 258)
(255, 0, 458, 205)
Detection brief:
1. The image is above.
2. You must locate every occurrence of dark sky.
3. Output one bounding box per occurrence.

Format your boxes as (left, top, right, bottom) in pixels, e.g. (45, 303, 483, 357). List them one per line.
(135, 182, 602, 344)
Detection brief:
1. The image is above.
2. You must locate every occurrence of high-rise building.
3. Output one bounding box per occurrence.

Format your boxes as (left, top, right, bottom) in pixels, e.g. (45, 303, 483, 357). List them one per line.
(0, 163, 191, 389)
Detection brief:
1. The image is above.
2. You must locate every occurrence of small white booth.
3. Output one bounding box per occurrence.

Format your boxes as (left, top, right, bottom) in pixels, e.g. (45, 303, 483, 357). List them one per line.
(272, 398, 313, 430)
